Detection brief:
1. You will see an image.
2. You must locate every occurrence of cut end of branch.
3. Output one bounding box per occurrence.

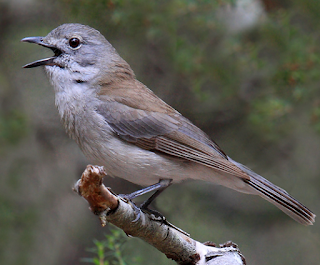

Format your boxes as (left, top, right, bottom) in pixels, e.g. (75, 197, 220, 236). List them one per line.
(73, 165, 119, 219)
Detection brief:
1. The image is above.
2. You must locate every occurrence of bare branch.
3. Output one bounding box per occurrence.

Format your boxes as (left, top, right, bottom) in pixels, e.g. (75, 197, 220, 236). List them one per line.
(74, 165, 246, 265)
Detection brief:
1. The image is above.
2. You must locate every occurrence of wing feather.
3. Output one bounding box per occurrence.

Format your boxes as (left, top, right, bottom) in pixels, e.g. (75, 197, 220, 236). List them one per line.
(96, 97, 248, 179)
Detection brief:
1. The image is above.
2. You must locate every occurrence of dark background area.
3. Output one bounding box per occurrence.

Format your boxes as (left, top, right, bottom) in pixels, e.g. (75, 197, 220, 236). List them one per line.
(0, 0, 319, 264)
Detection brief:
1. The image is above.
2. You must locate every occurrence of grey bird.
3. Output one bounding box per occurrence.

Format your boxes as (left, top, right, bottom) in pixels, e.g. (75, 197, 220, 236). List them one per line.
(22, 23, 315, 225)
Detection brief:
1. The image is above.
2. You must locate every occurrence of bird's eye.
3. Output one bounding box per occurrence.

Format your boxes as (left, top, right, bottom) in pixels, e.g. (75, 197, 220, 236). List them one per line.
(69, 37, 81, 49)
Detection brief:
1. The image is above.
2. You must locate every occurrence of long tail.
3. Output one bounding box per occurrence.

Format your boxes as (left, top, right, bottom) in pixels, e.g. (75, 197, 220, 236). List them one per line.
(229, 157, 316, 225)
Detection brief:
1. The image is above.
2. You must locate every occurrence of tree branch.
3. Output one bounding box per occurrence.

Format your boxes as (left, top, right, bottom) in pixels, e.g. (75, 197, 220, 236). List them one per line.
(73, 165, 246, 265)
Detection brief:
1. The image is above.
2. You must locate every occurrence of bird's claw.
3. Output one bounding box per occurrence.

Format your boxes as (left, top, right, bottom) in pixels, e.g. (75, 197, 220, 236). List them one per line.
(140, 207, 190, 236)
(118, 194, 142, 222)
(141, 207, 166, 222)
(131, 203, 142, 222)
(118, 194, 189, 236)
(118, 193, 164, 223)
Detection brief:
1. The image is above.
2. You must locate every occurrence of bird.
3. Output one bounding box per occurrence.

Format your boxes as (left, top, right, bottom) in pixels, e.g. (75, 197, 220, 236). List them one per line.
(21, 23, 315, 225)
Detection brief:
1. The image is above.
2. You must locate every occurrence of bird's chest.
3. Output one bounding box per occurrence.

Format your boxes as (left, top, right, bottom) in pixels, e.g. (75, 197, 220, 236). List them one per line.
(53, 82, 97, 138)
(54, 87, 117, 159)
(55, 92, 85, 138)
(52, 84, 180, 186)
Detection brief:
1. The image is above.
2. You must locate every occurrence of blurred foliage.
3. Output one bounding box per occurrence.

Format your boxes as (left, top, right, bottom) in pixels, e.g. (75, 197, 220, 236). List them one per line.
(59, 0, 320, 142)
(0, 110, 28, 150)
(1, 0, 320, 265)
(0, 68, 29, 151)
(82, 227, 139, 265)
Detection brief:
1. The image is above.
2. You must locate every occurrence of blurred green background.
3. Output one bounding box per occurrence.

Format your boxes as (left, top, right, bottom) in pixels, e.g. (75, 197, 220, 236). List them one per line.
(1, 0, 319, 264)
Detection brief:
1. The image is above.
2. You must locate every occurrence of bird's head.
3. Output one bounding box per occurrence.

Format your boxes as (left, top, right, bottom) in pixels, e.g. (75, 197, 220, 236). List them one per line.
(22, 23, 121, 86)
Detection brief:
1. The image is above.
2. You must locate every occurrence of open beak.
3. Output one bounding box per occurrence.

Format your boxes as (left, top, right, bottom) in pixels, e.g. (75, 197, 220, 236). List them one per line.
(21, 36, 62, 68)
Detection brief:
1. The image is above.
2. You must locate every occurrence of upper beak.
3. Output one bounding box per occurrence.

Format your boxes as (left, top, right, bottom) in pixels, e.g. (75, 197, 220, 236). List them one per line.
(21, 36, 61, 68)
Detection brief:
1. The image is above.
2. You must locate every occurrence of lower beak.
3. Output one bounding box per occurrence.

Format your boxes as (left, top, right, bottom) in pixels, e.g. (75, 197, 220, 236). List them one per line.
(21, 36, 61, 68)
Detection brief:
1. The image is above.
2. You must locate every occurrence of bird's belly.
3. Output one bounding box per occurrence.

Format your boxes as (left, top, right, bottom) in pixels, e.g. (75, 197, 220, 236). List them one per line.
(69, 112, 248, 191)
(81, 132, 249, 193)
(75, 120, 184, 186)
(82, 136, 188, 186)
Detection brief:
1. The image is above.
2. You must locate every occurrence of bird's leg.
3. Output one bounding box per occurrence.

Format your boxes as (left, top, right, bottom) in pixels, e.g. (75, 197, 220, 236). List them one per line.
(119, 179, 172, 222)
(122, 179, 189, 236)
(139, 179, 172, 209)
(138, 179, 172, 223)
(121, 179, 172, 201)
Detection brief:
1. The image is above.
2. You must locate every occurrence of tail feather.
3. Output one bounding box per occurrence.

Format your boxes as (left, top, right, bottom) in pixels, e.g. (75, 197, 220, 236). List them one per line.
(244, 177, 315, 225)
(229, 157, 316, 225)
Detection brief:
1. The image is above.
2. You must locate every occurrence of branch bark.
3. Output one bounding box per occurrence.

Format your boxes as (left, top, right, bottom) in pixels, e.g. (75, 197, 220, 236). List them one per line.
(73, 165, 246, 265)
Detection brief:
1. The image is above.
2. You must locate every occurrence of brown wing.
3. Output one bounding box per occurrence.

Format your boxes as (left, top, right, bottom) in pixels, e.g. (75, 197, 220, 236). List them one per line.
(96, 80, 249, 179)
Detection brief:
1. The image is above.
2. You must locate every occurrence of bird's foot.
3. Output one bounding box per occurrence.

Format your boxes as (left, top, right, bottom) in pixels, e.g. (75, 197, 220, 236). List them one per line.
(140, 206, 166, 222)
(141, 206, 190, 237)
(118, 194, 142, 222)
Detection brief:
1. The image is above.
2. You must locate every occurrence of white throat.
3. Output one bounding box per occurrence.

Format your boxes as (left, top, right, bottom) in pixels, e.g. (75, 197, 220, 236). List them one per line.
(45, 64, 100, 138)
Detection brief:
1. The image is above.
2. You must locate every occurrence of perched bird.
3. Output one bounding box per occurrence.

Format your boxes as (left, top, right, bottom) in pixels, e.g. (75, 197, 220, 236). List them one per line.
(22, 23, 315, 225)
